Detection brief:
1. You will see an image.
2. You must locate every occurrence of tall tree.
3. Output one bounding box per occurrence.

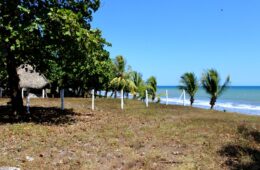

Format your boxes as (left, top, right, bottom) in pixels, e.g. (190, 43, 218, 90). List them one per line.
(179, 72, 199, 106)
(201, 69, 230, 109)
(0, 0, 100, 115)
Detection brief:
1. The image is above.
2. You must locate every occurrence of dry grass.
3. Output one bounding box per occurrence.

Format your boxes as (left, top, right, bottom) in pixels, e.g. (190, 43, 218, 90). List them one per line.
(0, 98, 259, 170)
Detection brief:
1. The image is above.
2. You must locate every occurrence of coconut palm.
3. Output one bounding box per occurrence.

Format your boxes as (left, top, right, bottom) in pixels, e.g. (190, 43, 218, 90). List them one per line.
(110, 55, 136, 98)
(201, 69, 230, 109)
(179, 72, 199, 106)
(146, 76, 157, 101)
(130, 71, 144, 99)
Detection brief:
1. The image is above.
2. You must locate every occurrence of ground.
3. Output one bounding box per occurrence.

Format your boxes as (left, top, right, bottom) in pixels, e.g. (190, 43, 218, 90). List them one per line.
(0, 98, 259, 170)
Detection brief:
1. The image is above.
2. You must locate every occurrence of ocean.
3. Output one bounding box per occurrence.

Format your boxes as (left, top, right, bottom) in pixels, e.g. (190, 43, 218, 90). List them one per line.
(157, 86, 260, 116)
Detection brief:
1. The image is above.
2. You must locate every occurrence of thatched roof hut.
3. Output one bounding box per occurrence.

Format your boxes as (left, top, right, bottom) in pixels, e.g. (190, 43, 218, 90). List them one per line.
(17, 64, 49, 89)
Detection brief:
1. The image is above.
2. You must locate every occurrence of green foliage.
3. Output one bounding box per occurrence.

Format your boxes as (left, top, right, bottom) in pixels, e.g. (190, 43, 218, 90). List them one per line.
(146, 76, 157, 101)
(110, 56, 136, 93)
(179, 72, 199, 106)
(201, 69, 230, 109)
(130, 71, 144, 99)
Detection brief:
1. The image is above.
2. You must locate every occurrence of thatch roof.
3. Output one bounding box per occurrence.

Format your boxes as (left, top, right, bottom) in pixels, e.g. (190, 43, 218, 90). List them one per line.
(17, 64, 49, 89)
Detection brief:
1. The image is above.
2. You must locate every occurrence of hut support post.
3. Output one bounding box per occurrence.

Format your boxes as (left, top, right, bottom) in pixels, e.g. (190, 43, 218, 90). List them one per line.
(26, 90, 30, 114)
(21, 88, 24, 98)
(42, 89, 45, 98)
(60, 89, 64, 110)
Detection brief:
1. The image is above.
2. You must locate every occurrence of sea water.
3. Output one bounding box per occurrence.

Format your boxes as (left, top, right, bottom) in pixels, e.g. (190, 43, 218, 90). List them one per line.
(158, 86, 260, 116)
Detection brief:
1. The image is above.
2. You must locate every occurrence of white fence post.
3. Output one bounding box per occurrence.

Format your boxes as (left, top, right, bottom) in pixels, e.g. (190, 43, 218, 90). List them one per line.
(183, 90, 186, 106)
(166, 90, 168, 105)
(92, 89, 95, 110)
(121, 89, 124, 110)
(145, 90, 148, 107)
(60, 89, 64, 110)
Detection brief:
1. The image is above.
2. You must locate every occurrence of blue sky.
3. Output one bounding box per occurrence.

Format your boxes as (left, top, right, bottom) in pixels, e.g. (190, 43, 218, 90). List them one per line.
(92, 0, 260, 86)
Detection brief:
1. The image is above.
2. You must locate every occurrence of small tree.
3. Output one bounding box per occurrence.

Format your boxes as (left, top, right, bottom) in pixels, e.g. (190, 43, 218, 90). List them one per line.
(110, 56, 136, 97)
(201, 69, 230, 109)
(179, 72, 199, 106)
(146, 76, 157, 101)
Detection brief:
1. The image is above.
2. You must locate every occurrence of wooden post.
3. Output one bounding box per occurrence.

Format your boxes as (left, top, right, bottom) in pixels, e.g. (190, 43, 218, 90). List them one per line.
(166, 90, 168, 105)
(145, 90, 148, 107)
(121, 89, 124, 110)
(92, 89, 95, 110)
(60, 89, 64, 110)
(0, 88, 2, 98)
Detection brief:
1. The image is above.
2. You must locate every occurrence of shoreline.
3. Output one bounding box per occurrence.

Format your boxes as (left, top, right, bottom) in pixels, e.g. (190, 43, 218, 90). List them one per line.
(160, 97, 260, 116)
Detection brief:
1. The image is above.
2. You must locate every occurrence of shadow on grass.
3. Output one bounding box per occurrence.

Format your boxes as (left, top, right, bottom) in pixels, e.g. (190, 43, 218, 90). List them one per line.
(219, 125, 260, 170)
(238, 125, 260, 143)
(0, 106, 77, 125)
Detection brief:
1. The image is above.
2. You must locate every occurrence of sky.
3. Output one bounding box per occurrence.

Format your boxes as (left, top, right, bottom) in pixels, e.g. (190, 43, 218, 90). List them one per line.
(92, 0, 260, 86)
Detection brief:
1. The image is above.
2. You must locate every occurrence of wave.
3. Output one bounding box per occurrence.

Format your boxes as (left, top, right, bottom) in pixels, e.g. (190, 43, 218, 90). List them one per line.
(160, 97, 260, 115)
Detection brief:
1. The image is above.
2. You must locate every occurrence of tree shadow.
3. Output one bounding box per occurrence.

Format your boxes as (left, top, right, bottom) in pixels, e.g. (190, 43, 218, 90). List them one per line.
(0, 106, 78, 125)
(237, 125, 260, 143)
(218, 125, 260, 170)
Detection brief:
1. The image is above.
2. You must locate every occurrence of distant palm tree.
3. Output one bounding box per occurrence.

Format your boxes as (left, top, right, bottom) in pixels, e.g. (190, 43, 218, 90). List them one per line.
(201, 69, 230, 109)
(146, 76, 157, 101)
(110, 56, 136, 98)
(179, 72, 199, 106)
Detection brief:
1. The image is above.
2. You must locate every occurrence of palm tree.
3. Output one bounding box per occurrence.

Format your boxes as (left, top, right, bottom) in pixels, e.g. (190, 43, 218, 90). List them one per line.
(146, 76, 157, 101)
(179, 72, 199, 106)
(201, 69, 230, 109)
(130, 71, 144, 99)
(110, 56, 136, 98)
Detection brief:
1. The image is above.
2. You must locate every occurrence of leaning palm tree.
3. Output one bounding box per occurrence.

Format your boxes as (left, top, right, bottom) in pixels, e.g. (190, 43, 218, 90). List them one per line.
(179, 72, 199, 106)
(146, 76, 157, 101)
(201, 69, 230, 109)
(110, 56, 136, 97)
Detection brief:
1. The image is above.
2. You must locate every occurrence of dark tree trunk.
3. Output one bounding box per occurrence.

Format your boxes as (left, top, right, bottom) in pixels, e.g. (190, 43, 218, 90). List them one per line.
(105, 90, 108, 98)
(6, 51, 24, 115)
(210, 96, 217, 109)
(99, 90, 102, 98)
(51, 81, 58, 98)
(114, 90, 117, 98)
(190, 96, 194, 106)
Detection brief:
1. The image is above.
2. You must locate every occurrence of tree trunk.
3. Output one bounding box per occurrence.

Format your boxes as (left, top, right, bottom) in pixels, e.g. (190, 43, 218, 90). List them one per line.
(99, 90, 102, 98)
(190, 96, 194, 106)
(105, 90, 108, 98)
(6, 51, 24, 115)
(114, 90, 117, 99)
(110, 91, 114, 98)
(210, 97, 216, 109)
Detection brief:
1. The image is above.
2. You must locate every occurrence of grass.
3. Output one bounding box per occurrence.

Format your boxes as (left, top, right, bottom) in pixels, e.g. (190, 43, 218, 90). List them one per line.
(0, 98, 259, 170)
